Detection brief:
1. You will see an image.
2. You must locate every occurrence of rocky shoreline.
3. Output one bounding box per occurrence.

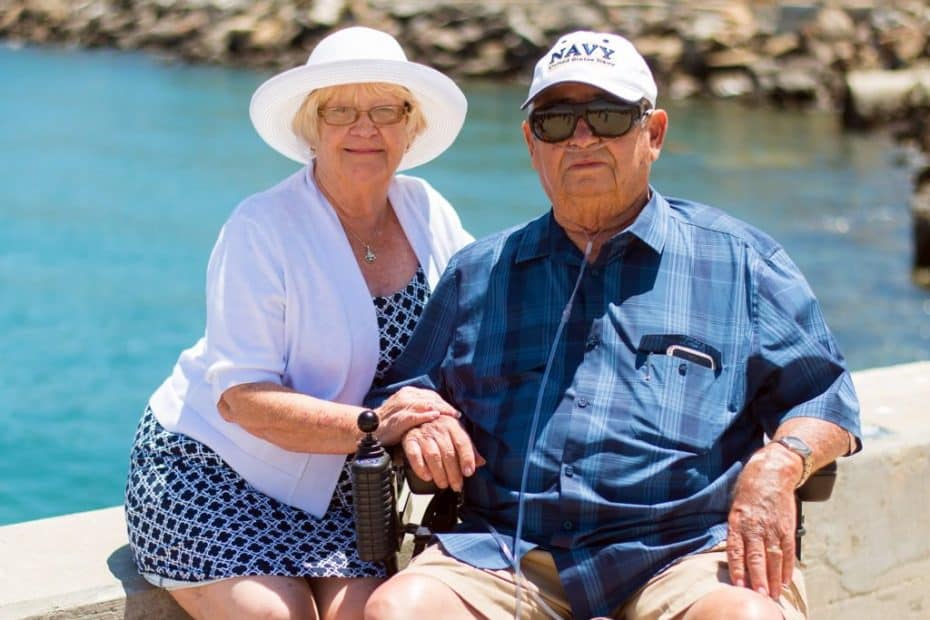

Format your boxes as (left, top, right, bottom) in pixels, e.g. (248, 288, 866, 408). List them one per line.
(2, 1, 928, 111)
(2, 0, 929, 282)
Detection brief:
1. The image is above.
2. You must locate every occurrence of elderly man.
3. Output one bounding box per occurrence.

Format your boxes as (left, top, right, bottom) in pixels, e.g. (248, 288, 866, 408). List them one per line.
(364, 31, 860, 620)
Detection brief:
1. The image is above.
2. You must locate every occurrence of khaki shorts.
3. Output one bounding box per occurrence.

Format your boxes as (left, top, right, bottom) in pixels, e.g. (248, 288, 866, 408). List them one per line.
(401, 543, 807, 620)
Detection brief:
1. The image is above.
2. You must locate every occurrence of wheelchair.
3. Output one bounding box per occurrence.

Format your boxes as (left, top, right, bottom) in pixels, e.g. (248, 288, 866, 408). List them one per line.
(350, 411, 837, 575)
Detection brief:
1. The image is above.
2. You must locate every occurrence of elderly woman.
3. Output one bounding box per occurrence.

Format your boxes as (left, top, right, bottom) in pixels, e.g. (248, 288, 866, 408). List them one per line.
(124, 27, 472, 620)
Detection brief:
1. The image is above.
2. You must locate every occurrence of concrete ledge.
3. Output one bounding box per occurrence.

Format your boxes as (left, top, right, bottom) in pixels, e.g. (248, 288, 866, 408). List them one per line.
(0, 507, 186, 619)
(1, 361, 928, 619)
(804, 361, 930, 619)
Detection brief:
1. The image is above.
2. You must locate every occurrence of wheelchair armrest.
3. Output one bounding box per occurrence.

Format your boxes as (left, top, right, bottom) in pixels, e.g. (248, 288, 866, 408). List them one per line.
(795, 460, 837, 503)
(389, 448, 461, 556)
(406, 467, 442, 495)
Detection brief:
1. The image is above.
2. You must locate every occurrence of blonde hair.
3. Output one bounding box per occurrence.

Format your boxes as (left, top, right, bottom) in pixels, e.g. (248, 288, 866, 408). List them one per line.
(291, 83, 427, 153)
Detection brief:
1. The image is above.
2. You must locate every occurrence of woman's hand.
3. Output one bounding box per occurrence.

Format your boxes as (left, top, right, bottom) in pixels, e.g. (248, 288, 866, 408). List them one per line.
(373, 386, 460, 446)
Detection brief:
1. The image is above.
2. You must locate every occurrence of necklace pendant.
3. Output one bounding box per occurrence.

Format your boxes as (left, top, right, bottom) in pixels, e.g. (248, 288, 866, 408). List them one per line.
(363, 245, 376, 263)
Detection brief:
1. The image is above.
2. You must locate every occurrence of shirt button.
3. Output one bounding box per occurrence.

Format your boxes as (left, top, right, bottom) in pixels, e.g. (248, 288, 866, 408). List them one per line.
(562, 519, 574, 531)
(585, 337, 599, 351)
(576, 398, 589, 409)
(564, 465, 575, 477)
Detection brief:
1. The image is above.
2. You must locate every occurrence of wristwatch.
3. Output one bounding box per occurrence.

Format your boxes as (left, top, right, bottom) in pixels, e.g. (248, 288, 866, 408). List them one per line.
(774, 436, 813, 489)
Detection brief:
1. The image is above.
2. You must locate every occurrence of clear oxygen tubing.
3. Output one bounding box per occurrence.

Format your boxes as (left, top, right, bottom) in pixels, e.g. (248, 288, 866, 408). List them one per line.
(499, 237, 594, 620)
(480, 515, 563, 620)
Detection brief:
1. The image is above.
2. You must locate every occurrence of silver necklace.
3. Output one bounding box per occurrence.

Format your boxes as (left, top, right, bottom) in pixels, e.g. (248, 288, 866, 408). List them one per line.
(342, 226, 377, 263)
(316, 175, 385, 264)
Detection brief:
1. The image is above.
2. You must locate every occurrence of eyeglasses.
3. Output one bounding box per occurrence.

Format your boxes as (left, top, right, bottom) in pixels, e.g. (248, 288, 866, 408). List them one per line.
(528, 99, 652, 143)
(318, 103, 411, 126)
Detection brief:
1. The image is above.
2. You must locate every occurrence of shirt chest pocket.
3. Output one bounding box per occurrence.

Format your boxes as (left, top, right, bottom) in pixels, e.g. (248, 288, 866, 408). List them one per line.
(632, 334, 735, 453)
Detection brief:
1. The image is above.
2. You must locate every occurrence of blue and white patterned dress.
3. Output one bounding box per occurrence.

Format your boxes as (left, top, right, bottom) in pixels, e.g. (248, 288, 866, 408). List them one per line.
(125, 267, 429, 585)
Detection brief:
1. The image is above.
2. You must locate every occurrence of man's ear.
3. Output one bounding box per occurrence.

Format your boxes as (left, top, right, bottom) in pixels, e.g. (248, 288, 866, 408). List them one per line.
(522, 120, 538, 166)
(647, 109, 668, 154)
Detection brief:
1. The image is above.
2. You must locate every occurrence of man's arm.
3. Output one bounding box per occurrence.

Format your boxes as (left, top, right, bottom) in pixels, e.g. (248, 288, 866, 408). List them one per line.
(365, 263, 483, 490)
(726, 416, 849, 599)
(727, 247, 861, 599)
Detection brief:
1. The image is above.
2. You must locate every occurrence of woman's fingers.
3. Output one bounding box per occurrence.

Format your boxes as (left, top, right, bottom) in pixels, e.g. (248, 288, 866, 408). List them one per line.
(376, 410, 439, 445)
(376, 388, 460, 428)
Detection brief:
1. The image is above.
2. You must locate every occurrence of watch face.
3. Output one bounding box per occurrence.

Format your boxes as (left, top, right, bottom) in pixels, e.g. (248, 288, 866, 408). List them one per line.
(782, 436, 812, 456)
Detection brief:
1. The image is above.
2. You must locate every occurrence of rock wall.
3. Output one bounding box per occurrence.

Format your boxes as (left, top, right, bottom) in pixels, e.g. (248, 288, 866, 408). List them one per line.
(1, 1, 928, 110)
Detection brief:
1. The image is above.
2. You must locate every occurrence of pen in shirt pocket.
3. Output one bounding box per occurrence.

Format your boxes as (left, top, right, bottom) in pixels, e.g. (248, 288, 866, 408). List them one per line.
(636, 334, 723, 378)
(666, 344, 716, 370)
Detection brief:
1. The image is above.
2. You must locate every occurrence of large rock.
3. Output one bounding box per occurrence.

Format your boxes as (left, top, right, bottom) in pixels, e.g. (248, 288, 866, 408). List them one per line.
(843, 65, 930, 127)
(772, 62, 823, 104)
(634, 35, 684, 77)
(762, 32, 801, 58)
(707, 69, 755, 99)
(912, 167, 930, 289)
(137, 11, 209, 45)
(505, 5, 545, 47)
(807, 6, 856, 42)
(308, 0, 345, 27)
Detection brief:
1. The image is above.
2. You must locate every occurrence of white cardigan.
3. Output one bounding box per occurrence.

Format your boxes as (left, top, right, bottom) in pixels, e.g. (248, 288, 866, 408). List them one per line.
(149, 167, 473, 517)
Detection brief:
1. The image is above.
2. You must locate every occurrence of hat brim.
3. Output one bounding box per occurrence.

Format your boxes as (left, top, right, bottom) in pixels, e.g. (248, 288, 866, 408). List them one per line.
(521, 78, 647, 109)
(250, 59, 467, 171)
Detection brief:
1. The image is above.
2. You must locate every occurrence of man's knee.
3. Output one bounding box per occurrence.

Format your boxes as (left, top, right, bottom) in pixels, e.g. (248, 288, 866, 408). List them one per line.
(365, 574, 455, 620)
(684, 586, 784, 620)
(365, 575, 423, 620)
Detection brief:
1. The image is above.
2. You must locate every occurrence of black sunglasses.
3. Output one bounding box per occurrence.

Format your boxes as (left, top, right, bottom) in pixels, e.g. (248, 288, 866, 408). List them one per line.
(529, 99, 652, 143)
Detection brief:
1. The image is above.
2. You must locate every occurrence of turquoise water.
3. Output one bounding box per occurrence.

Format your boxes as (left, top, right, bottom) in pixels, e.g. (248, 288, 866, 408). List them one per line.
(1, 44, 927, 526)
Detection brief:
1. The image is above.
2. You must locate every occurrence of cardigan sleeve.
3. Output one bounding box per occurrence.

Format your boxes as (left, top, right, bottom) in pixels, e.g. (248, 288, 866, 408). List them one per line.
(203, 208, 287, 406)
(391, 175, 474, 288)
(422, 178, 475, 258)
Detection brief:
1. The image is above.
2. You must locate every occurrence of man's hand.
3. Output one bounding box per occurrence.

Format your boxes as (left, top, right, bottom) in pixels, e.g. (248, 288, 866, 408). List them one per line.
(726, 442, 801, 599)
(401, 415, 485, 492)
(373, 386, 460, 446)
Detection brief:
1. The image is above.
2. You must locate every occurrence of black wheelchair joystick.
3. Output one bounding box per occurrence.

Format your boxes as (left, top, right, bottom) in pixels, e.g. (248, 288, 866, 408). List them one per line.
(351, 410, 399, 574)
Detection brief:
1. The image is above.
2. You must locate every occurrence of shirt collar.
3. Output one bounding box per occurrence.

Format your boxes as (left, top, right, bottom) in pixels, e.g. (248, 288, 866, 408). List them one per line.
(514, 211, 555, 264)
(515, 187, 668, 264)
(621, 187, 667, 256)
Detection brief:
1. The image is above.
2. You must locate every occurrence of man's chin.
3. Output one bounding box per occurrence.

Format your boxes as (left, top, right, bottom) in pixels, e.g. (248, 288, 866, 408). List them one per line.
(562, 185, 617, 201)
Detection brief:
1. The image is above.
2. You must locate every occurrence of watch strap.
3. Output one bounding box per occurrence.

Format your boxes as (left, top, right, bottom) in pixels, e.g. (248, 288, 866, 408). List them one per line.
(775, 436, 813, 489)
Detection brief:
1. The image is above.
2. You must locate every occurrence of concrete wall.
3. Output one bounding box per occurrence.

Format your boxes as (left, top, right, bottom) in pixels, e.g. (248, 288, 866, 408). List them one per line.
(0, 506, 186, 619)
(1, 360, 928, 619)
(802, 361, 930, 619)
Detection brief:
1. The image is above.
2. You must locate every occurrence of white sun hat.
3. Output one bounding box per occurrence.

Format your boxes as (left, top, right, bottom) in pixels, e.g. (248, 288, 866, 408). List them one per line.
(522, 31, 657, 109)
(249, 26, 467, 171)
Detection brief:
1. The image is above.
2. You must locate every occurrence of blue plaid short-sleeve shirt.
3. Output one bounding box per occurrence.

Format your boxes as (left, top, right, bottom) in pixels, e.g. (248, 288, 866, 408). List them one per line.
(379, 189, 861, 619)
